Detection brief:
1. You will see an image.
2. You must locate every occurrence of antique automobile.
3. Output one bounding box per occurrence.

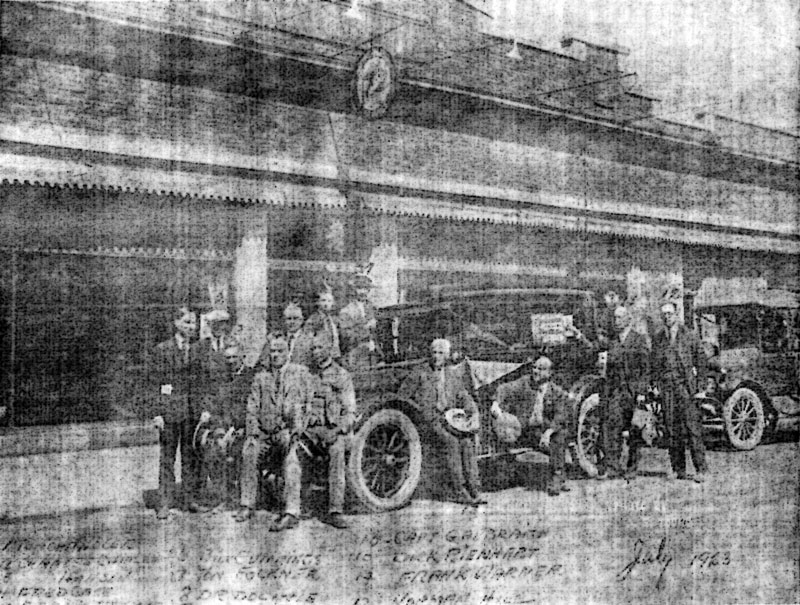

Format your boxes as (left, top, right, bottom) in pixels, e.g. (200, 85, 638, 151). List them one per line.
(345, 288, 604, 511)
(694, 288, 800, 450)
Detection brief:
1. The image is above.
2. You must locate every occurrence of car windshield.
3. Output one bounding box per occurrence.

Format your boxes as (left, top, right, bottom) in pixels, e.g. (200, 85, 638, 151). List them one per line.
(378, 292, 595, 363)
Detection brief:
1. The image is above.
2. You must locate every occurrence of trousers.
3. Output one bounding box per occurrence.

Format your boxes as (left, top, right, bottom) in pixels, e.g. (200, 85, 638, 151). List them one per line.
(601, 392, 644, 474)
(517, 424, 566, 476)
(159, 418, 204, 509)
(662, 385, 706, 475)
(432, 421, 480, 495)
(240, 436, 302, 516)
(305, 426, 348, 514)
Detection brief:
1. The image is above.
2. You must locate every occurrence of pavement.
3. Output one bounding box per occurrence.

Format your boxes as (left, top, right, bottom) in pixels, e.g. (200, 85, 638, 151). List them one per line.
(0, 432, 797, 605)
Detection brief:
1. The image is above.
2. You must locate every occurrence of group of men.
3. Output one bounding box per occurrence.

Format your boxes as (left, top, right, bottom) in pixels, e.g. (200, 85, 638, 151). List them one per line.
(150, 277, 376, 530)
(150, 277, 711, 526)
(480, 297, 710, 497)
(582, 297, 709, 484)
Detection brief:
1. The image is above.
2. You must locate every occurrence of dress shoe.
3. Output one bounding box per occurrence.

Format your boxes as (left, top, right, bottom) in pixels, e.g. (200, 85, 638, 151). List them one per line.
(270, 513, 299, 532)
(666, 471, 687, 481)
(453, 488, 479, 507)
(624, 469, 638, 481)
(323, 512, 349, 529)
(467, 488, 488, 505)
(234, 507, 254, 522)
(693, 473, 706, 484)
(156, 507, 169, 521)
(187, 502, 210, 513)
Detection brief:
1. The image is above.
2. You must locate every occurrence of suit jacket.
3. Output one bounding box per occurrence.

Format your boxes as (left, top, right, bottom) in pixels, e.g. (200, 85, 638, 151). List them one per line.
(307, 361, 356, 432)
(245, 362, 311, 438)
(304, 311, 342, 359)
(495, 377, 568, 432)
(211, 365, 255, 430)
(398, 362, 478, 421)
(651, 323, 707, 395)
(256, 330, 313, 369)
(148, 336, 195, 422)
(339, 299, 376, 352)
(604, 329, 650, 400)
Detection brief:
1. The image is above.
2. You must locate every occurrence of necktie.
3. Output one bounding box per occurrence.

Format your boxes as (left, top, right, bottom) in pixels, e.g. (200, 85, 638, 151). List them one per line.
(328, 315, 340, 353)
(436, 369, 447, 411)
(530, 384, 546, 426)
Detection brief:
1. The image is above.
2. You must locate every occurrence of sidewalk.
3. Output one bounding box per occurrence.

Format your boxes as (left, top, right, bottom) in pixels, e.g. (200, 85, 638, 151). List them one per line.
(0, 421, 159, 519)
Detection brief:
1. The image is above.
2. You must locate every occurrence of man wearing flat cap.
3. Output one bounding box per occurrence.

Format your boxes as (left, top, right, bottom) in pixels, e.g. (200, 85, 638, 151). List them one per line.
(492, 356, 570, 496)
(399, 338, 484, 506)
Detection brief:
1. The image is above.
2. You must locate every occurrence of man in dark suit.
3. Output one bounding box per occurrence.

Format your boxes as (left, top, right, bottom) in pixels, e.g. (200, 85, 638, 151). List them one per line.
(235, 336, 311, 530)
(151, 304, 207, 519)
(651, 301, 709, 483)
(600, 305, 651, 480)
(492, 356, 570, 496)
(339, 274, 380, 370)
(256, 302, 312, 369)
(399, 339, 484, 506)
(305, 335, 356, 528)
(304, 286, 342, 361)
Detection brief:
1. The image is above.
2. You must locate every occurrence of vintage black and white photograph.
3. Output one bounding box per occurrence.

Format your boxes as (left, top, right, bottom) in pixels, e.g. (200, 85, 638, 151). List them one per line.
(0, 1, 797, 604)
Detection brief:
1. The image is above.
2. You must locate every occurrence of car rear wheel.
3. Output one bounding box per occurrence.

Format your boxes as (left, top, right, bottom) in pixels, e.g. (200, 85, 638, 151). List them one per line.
(575, 393, 602, 477)
(347, 408, 422, 511)
(723, 387, 765, 450)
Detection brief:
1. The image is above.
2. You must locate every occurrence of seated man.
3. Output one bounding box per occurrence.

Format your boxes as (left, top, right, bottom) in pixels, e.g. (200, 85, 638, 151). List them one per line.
(305, 335, 356, 529)
(202, 344, 253, 510)
(399, 338, 485, 506)
(491, 356, 570, 497)
(235, 336, 311, 531)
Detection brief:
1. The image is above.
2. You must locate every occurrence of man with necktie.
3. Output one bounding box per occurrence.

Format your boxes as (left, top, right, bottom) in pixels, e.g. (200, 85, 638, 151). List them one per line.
(151, 303, 207, 519)
(599, 305, 651, 480)
(339, 273, 380, 369)
(235, 335, 312, 530)
(257, 302, 312, 368)
(399, 339, 484, 506)
(304, 286, 342, 361)
(651, 301, 709, 483)
(492, 356, 570, 496)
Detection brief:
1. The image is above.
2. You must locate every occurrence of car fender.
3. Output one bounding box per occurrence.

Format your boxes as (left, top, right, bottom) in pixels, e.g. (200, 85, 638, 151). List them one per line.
(354, 393, 425, 431)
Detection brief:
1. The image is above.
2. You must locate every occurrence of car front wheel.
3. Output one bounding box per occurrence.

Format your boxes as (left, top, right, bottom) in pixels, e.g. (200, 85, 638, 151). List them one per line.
(575, 393, 602, 477)
(723, 387, 765, 450)
(347, 408, 422, 511)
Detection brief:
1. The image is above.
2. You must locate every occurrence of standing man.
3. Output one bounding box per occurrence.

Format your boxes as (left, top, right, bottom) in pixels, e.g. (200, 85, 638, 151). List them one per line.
(651, 302, 709, 483)
(491, 356, 570, 496)
(257, 302, 312, 368)
(203, 343, 253, 510)
(304, 286, 342, 361)
(151, 303, 207, 519)
(339, 274, 380, 370)
(399, 339, 484, 506)
(306, 335, 356, 529)
(235, 336, 311, 530)
(599, 306, 650, 480)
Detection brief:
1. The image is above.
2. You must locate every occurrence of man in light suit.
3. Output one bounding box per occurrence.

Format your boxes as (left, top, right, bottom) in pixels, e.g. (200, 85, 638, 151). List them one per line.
(492, 356, 570, 496)
(399, 339, 484, 506)
(306, 335, 357, 529)
(651, 302, 709, 483)
(235, 335, 312, 530)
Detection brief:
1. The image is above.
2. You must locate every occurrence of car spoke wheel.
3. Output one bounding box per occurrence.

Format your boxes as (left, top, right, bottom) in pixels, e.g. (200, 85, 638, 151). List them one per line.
(576, 393, 603, 477)
(723, 387, 765, 450)
(348, 408, 422, 511)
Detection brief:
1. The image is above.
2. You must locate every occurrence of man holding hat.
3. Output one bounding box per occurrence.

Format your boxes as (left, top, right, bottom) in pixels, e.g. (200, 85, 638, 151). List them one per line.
(491, 356, 570, 496)
(399, 339, 484, 506)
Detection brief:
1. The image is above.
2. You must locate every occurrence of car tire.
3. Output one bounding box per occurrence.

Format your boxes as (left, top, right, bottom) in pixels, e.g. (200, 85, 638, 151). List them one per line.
(723, 387, 766, 450)
(347, 408, 422, 512)
(575, 393, 603, 477)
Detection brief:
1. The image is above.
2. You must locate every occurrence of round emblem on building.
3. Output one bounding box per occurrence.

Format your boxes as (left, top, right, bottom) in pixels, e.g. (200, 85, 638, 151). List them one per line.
(352, 47, 395, 119)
